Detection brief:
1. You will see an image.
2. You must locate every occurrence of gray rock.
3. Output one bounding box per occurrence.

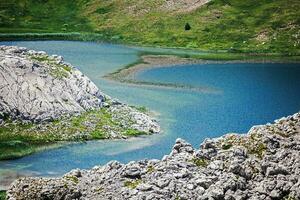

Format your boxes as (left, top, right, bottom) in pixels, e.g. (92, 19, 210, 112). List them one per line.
(6, 104, 300, 199)
(123, 165, 142, 179)
(137, 183, 152, 191)
(156, 179, 170, 189)
(0, 45, 104, 122)
(266, 165, 289, 176)
(0, 45, 160, 140)
(206, 186, 224, 200)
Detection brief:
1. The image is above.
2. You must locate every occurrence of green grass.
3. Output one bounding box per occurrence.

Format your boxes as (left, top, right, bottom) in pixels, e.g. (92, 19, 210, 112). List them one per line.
(81, 0, 300, 53)
(30, 55, 49, 62)
(0, 0, 299, 54)
(247, 142, 267, 159)
(0, 106, 149, 160)
(0, 191, 6, 200)
(65, 175, 79, 184)
(0, 32, 106, 42)
(0, 0, 91, 33)
(90, 130, 106, 139)
(216, 133, 267, 159)
(129, 106, 148, 113)
(135, 106, 148, 113)
(0, 121, 55, 160)
(30, 54, 73, 78)
(124, 129, 147, 137)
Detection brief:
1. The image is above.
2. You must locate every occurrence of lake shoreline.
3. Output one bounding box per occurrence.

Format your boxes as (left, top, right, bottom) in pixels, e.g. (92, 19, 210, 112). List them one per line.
(0, 46, 160, 161)
(6, 112, 300, 199)
(1, 33, 299, 59)
(104, 54, 300, 90)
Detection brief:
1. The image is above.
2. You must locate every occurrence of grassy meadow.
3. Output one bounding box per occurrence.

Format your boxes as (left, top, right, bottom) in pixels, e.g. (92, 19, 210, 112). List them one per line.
(0, 0, 298, 54)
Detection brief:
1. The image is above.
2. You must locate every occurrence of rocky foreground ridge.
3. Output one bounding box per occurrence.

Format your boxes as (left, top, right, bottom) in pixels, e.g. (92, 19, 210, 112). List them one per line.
(0, 45, 159, 140)
(7, 112, 300, 200)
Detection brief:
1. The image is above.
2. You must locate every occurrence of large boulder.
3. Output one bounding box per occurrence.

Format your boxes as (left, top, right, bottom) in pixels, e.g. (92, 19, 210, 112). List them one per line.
(0, 45, 104, 122)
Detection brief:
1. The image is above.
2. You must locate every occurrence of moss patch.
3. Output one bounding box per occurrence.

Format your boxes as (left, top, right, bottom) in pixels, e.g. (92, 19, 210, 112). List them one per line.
(30, 54, 72, 79)
(191, 158, 209, 167)
(124, 129, 147, 137)
(130, 106, 148, 113)
(247, 142, 267, 159)
(124, 179, 142, 189)
(217, 133, 267, 159)
(147, 165, 155, 173)
(65, 176, 79, 184)
(283, 195, 297, 200)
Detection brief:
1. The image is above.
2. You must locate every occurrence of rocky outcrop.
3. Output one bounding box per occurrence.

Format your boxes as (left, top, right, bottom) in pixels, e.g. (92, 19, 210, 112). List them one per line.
(162, 0, 211, 12)
(125, 0, 211, 16)
(0, 45, 160, 140)
(0, 45, 104, 122)
(7, 112, 300, 200)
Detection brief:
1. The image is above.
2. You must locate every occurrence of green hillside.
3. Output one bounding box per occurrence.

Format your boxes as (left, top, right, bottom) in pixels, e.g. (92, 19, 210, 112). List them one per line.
(0, 0, 91, 32)
(0, 0, 299, 54)
(0, 191, 5, 200)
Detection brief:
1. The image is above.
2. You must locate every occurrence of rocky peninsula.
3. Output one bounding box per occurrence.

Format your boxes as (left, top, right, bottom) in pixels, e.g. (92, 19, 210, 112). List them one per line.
(6, 112, 300, 200)
(0, 45, 160, 160)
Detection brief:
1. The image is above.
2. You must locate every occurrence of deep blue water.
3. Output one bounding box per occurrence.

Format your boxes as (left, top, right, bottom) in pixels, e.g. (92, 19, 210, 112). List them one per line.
(0, 41, 299, 188)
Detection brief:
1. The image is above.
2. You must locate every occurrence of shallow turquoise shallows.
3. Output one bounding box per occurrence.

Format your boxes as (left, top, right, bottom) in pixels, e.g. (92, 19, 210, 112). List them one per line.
(0, 41, 300, 188)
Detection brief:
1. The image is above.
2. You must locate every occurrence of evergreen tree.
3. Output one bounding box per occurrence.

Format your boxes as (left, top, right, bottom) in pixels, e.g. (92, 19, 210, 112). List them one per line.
(185, 23, 191, 31)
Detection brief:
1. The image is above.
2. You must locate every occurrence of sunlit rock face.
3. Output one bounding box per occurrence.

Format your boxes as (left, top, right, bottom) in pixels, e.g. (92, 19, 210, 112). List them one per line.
(0, 45, 104, 122)
(162, 0, 211, 12)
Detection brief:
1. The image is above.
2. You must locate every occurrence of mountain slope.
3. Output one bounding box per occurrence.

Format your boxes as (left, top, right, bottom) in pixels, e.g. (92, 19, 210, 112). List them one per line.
(0, 0, 92, 33)
(0, 0, 299, 53)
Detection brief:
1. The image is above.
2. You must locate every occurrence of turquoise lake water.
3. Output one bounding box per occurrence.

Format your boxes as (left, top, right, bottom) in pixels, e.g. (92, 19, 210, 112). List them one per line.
(0, 41, 300, 188)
